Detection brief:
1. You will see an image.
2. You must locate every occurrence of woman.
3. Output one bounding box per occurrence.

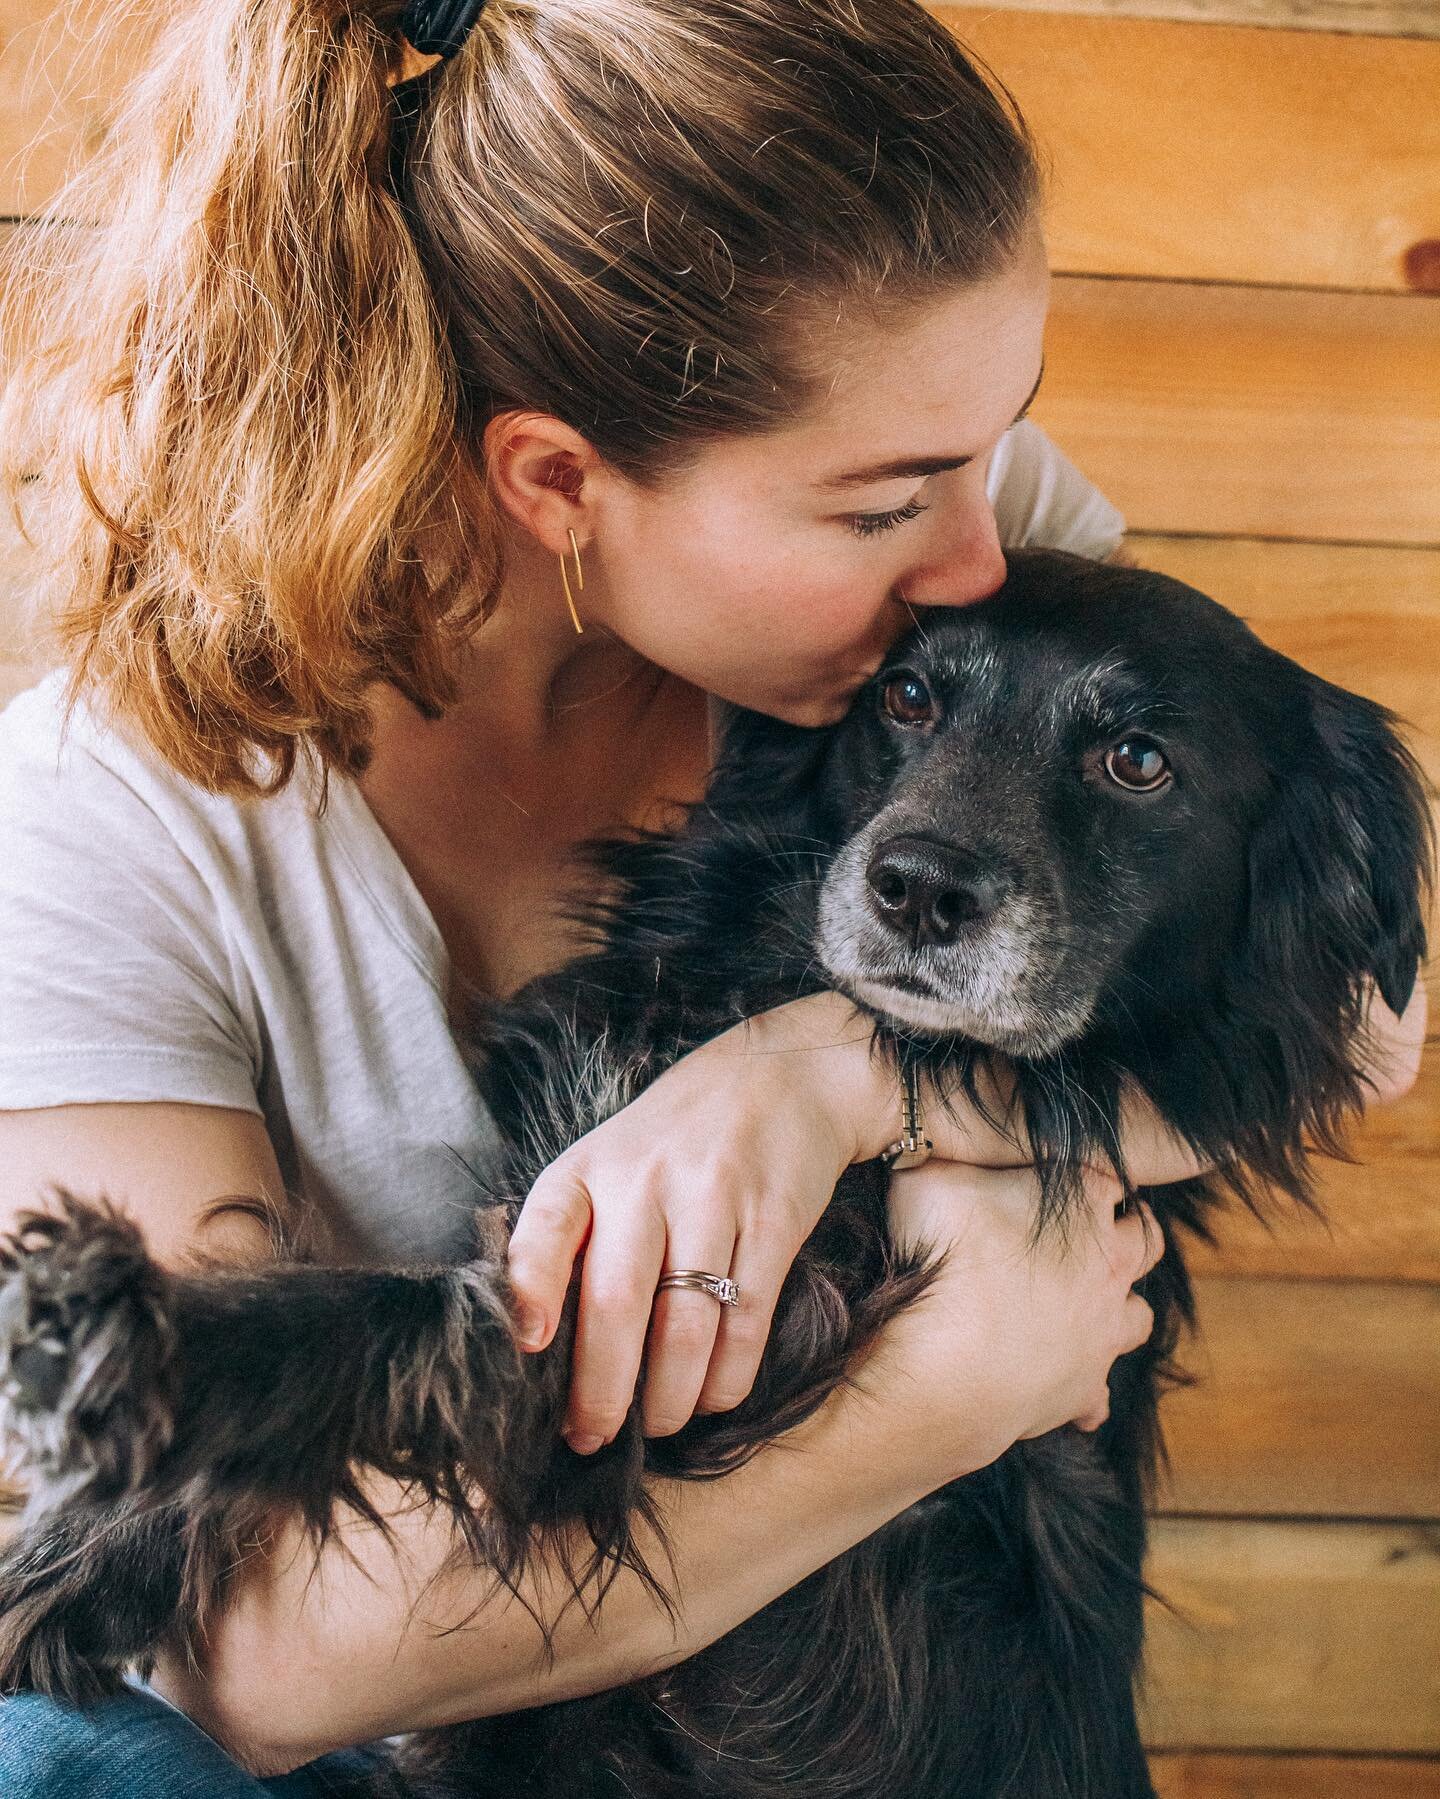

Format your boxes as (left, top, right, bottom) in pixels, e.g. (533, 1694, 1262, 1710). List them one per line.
(0, 0, 1421, 1792)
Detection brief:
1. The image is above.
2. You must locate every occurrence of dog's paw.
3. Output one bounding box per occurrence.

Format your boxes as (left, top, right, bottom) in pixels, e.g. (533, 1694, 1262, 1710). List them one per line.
(0, 1194, 177, 1511)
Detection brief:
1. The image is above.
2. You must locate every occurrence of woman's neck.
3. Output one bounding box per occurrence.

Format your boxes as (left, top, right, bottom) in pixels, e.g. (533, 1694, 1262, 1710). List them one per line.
(356, 551, 712, 998)
(367, 521, 698, 800)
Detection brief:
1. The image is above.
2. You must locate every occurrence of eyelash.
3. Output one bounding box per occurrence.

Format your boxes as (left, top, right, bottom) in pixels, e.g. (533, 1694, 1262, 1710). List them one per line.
(843, 408, 1033, 541)
(849, 498, 930, 540)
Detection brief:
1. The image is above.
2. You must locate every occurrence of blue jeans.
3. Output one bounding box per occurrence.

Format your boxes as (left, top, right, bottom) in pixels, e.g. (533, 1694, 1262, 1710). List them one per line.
(0, 1684, 405, 1797)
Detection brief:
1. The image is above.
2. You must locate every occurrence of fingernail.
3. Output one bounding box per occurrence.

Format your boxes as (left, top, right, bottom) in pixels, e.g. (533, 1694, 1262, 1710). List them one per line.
(566, 1433, 604, 1456)
(515, 1305, 546, 1350)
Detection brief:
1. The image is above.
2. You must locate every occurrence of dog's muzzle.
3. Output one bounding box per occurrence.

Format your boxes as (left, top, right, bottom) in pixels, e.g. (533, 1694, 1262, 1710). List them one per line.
(813, 828, 1091, 1055)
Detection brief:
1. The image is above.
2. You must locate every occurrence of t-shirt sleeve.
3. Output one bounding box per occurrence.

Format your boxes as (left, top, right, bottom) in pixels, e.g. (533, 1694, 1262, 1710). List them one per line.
(0, 689, 261, 1114)
(987, 421, 1127, 561)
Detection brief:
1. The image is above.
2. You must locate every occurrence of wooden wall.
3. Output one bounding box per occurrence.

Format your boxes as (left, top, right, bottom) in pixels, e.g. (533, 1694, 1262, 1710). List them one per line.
(2, 1, 1437, 1792)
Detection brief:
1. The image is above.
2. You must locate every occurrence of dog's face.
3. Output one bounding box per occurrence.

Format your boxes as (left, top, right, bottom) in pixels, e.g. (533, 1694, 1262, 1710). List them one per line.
(813, 551, 1428, 1062)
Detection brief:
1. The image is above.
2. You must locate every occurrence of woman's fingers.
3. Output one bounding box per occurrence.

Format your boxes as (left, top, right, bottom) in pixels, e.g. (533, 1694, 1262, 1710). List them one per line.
(1080, 1171, 1163, 1286)
(640, 1285, 726, 1436)
(1072, 1396, 1110, 1433)
(506, 1169, 594, 1350)
(563, 1192, 668, 1453)
(1359, 978, 1426, 1105)
(1076, 1181, 1159, 1438)
(1117, 1197, 1164, 1284)
(643, 1218, 798, 1435)
(694, 1227, 793, 1419)
(1124, 1292, 1157, 1352)
(1116, 1092, 1208, 1187)
(1074, 1293, 1155, 1434)
(922, 1064, 1202, 1189)
(639, 1218, 737, 1438)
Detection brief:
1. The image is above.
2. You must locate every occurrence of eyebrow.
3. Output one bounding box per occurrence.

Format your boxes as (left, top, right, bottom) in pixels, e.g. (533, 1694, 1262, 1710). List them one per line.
(820, 360, 1046, 491)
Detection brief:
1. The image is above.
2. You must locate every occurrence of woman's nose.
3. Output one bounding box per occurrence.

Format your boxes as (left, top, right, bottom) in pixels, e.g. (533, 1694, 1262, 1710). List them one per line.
(900, 486, 1007, 609)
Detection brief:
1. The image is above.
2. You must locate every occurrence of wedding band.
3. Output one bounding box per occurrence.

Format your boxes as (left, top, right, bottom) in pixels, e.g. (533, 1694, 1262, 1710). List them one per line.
(656, 1270, 740, 1307)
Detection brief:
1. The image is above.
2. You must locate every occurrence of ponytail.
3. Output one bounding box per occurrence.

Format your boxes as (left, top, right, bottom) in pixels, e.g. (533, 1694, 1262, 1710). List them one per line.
(0, 0, 494, 795)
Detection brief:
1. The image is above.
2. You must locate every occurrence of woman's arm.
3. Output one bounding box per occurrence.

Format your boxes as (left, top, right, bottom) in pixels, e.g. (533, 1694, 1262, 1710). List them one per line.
(0, 1103, 293, 1268)
(0, 1104, 905, 1765)
(154, 1376, 955, 1773)
(158, 1153, 1158, 1776)
(0, 1102, 294, 1518)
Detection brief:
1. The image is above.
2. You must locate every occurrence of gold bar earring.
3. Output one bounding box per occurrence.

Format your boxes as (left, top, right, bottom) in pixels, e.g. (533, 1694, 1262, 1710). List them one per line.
(560, 529, 585, 635)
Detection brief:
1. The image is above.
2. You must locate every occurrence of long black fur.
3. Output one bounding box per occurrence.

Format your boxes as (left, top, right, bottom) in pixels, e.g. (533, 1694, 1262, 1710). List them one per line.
(0, 550, 1430, 1798)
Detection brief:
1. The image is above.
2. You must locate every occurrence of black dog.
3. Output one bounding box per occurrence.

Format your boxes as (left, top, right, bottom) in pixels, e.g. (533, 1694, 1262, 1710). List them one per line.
(0, 550, 1430, 1799)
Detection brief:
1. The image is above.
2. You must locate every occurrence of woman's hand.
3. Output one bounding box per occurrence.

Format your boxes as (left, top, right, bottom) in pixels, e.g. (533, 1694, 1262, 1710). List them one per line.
(871, 1160, 1162, 1479)
(1360, 980, 1427, 1106)
(504, 987, 1160, 1455)
(506, 993, 882, 1454)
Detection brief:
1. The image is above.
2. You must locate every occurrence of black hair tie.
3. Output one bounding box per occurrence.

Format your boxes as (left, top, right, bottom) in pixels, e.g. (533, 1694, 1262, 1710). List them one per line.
(400, 0, 486, 59)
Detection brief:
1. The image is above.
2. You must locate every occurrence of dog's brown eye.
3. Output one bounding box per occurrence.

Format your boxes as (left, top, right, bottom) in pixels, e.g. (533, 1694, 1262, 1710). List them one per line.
(880, 671, 939, 728)
(1103, 738, 1171, 793)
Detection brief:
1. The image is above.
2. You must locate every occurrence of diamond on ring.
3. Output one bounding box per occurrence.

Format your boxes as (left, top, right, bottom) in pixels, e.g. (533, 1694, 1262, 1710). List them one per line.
(656, 1270, 741, 1307)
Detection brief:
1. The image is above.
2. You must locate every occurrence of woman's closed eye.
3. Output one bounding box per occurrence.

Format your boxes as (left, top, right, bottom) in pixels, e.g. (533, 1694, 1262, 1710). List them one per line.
(848, 497, 930, 539)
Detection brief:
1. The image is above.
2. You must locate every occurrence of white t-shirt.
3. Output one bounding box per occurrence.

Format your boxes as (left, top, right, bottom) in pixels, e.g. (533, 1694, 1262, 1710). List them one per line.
(0, 425, 1123, 1263)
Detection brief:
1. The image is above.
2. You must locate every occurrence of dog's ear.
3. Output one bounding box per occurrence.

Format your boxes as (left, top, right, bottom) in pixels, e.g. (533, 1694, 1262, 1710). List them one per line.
(1245, 673, 1431, 1047)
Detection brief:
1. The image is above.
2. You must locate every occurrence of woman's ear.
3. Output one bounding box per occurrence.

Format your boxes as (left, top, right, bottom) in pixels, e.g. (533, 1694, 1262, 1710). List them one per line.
(483, 410, 603, 557)
(1245, 675, 1432, 1030)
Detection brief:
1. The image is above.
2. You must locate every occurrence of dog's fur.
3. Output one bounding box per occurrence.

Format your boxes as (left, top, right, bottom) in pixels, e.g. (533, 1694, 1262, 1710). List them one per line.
(0, 550, 1430, 1798)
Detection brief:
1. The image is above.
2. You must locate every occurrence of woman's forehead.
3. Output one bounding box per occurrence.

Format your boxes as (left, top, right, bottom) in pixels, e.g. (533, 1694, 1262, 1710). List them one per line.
(707, 239, 1050, 493)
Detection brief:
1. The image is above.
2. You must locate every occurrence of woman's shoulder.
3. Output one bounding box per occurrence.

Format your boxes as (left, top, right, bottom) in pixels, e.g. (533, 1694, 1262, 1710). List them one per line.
(0, 669, 162, 851)
(987, 421, 1126, 561)
(0, 665, 333, 998)
(0, 667, 300, 833)
(0, 669, 269, 1114)
(0, 669, 353, 918)
(0, 667, 83, 777)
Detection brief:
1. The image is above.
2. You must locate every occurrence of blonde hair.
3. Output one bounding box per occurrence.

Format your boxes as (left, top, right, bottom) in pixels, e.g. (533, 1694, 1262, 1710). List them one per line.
(0, 0, 1037, 796)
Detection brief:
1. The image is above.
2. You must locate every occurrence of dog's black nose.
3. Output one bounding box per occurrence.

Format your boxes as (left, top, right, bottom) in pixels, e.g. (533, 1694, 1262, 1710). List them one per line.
(866, 837, 1010, 947)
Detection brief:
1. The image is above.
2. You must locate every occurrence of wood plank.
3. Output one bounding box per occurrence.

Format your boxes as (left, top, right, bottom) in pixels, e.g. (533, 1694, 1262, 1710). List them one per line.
(1151, 1752, 1440, 1798)
(10, 3, 1435, 260)
(944, 1, 1440, 44)
(1039, 277, 1440, 545)
(1157, 1277, 1440, 1519)
(1141, 1519, 1440, 1751)
(936, 10, 1440, 292)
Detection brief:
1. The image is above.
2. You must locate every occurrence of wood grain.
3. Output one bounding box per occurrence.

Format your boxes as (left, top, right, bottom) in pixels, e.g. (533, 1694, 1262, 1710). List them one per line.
(1039, 277, 1440, 545)
(937, 0, 1440, 43)
(1151, 1753, 1440, 1798)
(1157, 1277, 1440, 1518)
(935, 10, 1440, 291)
(1142, 1518, 1440, 1751)
(1181, 1072, 1440, 1286)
